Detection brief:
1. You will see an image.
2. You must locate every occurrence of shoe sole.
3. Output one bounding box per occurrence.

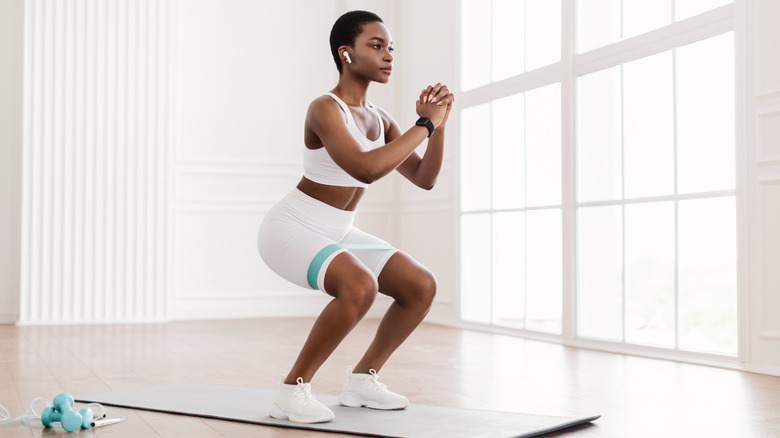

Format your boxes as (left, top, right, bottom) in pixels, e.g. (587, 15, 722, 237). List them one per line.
(269, 403, 335, 423)
(338, 391, 408, 410)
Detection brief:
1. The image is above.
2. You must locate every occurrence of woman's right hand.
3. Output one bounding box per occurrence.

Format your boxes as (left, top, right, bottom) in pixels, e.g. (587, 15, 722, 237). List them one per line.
(416, 83, 453, 128)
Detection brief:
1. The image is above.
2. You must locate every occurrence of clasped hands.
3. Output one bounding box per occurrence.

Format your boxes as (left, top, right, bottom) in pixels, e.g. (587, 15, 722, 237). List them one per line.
(416, 83, 455, 129)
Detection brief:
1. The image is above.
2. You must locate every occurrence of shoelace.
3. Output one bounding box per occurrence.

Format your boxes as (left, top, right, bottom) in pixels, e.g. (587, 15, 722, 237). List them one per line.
(368, 369, 388, 389)
(293, 377, 317, 403)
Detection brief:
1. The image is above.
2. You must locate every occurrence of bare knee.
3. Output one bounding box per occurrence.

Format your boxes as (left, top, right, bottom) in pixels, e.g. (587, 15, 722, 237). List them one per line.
(396, 270, 437, 310)
(418, 271, 437, 309)
(337, 271, 378, 317)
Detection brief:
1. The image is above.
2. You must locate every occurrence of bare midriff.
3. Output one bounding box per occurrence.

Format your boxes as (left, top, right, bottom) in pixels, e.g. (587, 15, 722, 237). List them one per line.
(297, 177, 365, 211)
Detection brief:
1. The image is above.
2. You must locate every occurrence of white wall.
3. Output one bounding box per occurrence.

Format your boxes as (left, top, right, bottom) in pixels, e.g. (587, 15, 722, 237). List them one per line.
(0, 0, 24, 323)
(391, 0, 461, 325)
(169, 0, 402, 319)
(742, 0, 780, 375)
(170, 0, 337, 319)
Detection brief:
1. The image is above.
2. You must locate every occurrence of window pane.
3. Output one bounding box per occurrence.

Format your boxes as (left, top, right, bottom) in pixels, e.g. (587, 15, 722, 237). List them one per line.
(525, 83, 562, 206)
(676, 0, 733, 21)
(625, 202, 675, 347)
(493, 93, 525, 209)
(678, 197, 737, 354)
(578, 67, 622, 202)
(461, 0, 491, 90)
(677, 32, 735, 194)
(577, 0, 620, 53)
(623, 52, 674, 198)
(526, 209, 562, 333)
(493, 0, 524, 82)
(525, 0, 561, 70)
(461, 103, 491, 211)
(578, 206, 622, 340)
(622, 0, 672, 39)
(461, 213, 492, 323)
(493, 212, 525, 328)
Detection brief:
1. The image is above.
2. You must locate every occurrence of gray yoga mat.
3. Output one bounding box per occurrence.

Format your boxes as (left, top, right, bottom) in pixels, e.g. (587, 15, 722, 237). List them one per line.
(76, 382, 599, 438)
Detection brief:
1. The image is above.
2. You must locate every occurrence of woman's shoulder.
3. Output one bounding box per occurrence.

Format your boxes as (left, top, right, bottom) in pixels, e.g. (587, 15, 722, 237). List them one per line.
(308, 94, 345, 118)
(310, 94, 340, 110)
(306, 94, 347, 130)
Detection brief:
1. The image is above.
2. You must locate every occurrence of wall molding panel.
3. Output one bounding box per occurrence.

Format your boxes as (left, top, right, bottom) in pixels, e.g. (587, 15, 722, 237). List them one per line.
(743, 0, 780, 375)
(19, 0, 177, 324)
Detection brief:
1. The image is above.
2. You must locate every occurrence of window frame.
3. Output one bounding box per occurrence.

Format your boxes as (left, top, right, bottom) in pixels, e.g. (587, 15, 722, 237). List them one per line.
(456, 1, 743, 367)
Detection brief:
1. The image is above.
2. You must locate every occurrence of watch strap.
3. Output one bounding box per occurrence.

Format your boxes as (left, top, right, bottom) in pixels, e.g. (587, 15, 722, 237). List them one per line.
(416, 117, 434, 138)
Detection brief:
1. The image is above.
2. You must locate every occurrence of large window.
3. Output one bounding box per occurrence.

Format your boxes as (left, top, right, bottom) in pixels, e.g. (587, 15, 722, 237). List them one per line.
(461, 84, 562, 333)
(459, 0, 737, 356)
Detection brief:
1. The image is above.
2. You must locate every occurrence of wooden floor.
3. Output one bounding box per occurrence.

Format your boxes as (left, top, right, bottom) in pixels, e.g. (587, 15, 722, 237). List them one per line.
(1, 318, 779, 437)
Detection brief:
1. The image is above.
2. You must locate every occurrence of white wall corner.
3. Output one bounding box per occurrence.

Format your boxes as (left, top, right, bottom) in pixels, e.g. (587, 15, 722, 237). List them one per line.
(744, 0, 780, 373)
(0, 0, 24, 325)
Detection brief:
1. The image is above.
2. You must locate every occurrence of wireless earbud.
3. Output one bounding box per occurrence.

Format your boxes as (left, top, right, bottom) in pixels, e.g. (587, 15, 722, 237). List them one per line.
(343, 52, 352, 64)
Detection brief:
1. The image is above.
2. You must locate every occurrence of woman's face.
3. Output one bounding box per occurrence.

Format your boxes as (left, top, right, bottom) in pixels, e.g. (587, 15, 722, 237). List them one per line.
(346, 21, 394, 84)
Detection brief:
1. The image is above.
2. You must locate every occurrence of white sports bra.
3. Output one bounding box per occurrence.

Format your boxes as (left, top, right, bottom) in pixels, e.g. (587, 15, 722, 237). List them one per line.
(303, 93, 386, 188)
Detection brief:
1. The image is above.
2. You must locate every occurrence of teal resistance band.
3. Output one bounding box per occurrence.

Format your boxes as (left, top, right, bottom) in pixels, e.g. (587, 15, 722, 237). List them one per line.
(306, 243, 394, 289)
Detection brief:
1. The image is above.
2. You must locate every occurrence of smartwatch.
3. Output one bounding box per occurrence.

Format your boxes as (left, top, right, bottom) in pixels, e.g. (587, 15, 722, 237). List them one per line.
(415, 117, 434, 138)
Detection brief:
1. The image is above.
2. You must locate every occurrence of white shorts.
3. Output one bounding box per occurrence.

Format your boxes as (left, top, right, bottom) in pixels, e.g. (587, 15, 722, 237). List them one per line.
(257, 188, 398, 291)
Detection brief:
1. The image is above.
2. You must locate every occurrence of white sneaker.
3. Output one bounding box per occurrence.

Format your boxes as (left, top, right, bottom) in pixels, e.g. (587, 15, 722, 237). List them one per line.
(269, 378, 335, 423)
(338, 367, 409, 410)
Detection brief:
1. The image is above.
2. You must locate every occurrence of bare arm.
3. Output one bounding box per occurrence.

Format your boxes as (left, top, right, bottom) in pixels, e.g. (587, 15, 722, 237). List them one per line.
(396, 85, 455, 190)
(308, 93, 450, 185)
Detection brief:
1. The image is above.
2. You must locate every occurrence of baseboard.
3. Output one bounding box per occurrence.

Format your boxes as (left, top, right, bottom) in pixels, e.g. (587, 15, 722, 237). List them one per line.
(169, 291, 399, 321)
(0, 311, 19, 324)
(741, 362, 780, 377)
(16, 317, 171, 326)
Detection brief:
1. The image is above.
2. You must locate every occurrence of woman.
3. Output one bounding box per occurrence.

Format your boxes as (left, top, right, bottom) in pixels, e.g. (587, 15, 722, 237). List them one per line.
(257, 10, 453, 424)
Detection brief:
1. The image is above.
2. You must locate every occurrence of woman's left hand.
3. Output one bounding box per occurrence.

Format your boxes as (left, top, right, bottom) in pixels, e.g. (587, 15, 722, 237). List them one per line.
(418, 83, 455, 129)
(438, 93, 454, 129)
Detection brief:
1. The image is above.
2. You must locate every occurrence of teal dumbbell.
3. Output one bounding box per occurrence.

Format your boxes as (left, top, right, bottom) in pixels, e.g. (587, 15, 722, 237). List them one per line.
(41, 393, 94, 432)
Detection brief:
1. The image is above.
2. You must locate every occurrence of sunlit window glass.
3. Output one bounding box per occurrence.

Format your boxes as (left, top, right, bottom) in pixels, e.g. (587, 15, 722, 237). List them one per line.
(676, 32, 735, 194)
(461, 0, 561, 91)
(676, 0, 733, 21)
(678, 197, 737, 354)
(492, 93, 525, 210)
(492, 0, 524, 82)
(623, 51, 674, 199)
(525, 0, 561, 71)
(460, 0, 736, 356)
(526, 209, 562, 333)
(625, 202, 676, 347)
(622, 0, 672, 39)
(461, 214, 492, 323)
(493, 212, 526, 328)
(577, 0, 620, 53)
(578, 67, 622, 202)
(578, 206, 623, 340)
(461, 0, 491, 90)
(461, 103, 491, 211)
(575, 30, 736, 354)
(525, 83, 561, 207)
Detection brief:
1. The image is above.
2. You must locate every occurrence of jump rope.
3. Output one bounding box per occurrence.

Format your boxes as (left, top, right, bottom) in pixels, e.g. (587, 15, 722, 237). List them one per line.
(0, 393, 125, 432)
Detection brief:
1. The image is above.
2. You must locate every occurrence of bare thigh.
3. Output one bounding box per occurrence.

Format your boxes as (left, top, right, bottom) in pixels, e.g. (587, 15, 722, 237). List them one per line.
(323, 251, 379, 301)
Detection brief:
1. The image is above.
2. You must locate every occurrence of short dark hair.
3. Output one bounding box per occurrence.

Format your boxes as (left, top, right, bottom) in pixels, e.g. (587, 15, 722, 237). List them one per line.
(329, 10, 383, 74)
